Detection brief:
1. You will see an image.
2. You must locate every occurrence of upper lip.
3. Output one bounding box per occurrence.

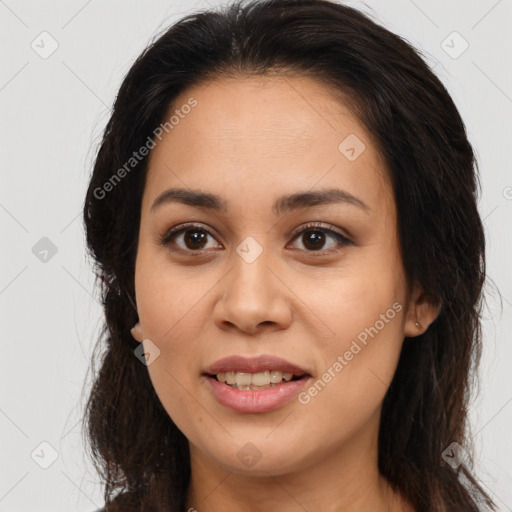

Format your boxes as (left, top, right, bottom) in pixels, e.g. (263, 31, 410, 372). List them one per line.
(203, 355, 311, 377)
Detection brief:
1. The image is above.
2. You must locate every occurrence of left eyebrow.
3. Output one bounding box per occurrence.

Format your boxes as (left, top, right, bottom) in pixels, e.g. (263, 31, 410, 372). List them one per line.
(150, 187, 370, 215)
(272, 188, 370, 216)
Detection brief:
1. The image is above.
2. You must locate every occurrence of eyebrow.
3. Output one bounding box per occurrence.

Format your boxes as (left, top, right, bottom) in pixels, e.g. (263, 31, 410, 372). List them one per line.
(150, 187, 370, 215)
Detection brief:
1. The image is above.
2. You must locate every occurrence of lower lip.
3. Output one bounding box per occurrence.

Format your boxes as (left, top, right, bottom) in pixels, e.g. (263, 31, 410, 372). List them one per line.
(204, 375, 311, 413)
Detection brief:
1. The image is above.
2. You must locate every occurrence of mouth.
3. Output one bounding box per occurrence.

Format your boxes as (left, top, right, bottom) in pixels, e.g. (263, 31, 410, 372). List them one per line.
(202, 354, 312, 391)
(203, 368, 313, 413)
(205, 370, 308, 391)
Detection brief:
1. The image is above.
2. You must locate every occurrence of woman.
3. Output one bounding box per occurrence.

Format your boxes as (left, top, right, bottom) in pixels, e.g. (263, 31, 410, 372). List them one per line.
(82, 0, 495, 510)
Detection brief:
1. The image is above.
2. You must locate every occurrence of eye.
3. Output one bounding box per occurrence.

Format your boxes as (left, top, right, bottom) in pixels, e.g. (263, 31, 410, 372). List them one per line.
(158, 222, 221, 254)
(287, 222, 353, 254)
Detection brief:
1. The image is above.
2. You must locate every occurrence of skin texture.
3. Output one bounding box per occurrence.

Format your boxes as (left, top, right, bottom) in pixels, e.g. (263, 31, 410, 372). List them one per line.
(130, 74, 439, 512)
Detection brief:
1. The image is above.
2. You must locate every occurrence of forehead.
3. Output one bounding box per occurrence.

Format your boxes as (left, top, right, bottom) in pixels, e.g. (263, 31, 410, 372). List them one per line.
(143, 74, 392, 215)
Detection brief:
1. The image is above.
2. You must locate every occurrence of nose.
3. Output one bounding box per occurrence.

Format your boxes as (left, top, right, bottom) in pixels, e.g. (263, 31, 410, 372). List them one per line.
(213, 249, 293, 335)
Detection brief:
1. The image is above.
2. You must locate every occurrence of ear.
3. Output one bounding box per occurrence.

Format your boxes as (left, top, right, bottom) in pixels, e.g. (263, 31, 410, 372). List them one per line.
(130, 321, 144, 342)
(404, 284, 442, 338)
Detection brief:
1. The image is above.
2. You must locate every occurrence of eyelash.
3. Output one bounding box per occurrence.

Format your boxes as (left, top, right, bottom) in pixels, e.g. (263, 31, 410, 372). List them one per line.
(158, 221, 353, 256)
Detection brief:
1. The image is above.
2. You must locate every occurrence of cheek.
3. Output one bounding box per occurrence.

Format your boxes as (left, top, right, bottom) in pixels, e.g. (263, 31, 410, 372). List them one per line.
(134, 250, 214, 410)
(310, 258, 404, 347)
(304, 257, 406, 414)
(134, 247, 209, 340)
(134, 281, 201, 431)
(320, 295, 405, 382)
(298, 302, 405, 437)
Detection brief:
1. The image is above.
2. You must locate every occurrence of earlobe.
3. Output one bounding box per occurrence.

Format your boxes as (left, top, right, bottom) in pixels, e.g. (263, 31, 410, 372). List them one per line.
(130, 321, 143, 342)
(404, 287, 441, 338)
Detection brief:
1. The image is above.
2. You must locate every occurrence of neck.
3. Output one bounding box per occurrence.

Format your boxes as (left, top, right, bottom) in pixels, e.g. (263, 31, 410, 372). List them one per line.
(184, 411, 413, 512)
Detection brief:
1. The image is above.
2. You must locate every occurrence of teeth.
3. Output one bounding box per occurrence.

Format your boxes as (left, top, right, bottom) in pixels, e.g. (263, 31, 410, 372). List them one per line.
(216, 370, 295, 387)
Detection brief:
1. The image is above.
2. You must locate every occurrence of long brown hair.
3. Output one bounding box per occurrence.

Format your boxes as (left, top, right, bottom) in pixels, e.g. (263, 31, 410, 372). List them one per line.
(82, 1, 495, 510)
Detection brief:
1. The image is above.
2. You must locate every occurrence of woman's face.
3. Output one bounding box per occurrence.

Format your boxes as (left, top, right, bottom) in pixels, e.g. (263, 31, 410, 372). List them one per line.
(134, 74, 429, 476)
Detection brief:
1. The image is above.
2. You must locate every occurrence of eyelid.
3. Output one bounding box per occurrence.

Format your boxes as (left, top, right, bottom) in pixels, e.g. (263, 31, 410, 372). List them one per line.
(288, 221, 352, 243)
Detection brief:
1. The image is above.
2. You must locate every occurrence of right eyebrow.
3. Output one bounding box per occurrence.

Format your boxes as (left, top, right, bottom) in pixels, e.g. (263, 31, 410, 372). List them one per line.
(151, 188, 226, 213)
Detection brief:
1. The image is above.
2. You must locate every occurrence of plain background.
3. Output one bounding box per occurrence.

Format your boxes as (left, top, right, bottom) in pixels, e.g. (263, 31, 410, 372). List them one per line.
(1, 1, 511, 510)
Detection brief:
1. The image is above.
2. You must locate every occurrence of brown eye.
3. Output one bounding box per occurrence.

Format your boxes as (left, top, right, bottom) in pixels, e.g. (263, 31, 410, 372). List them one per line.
(181, 229, 208, 250)
(300, 229, 327, 251)
(159, 223, 221, 253)
(289, 223, 353, 253)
